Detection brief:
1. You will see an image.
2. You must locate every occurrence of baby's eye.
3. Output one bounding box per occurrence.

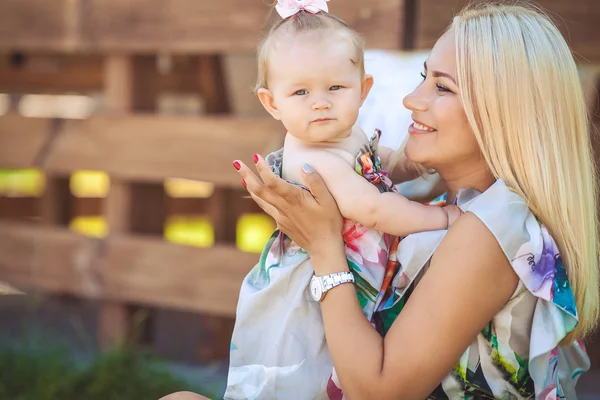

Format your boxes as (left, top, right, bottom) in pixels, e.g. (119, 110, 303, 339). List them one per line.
(294, 89, 308, 96)
(330, 85, 342, 91)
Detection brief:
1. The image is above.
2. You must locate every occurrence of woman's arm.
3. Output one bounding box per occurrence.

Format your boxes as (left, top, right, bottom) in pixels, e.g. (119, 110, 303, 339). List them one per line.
(235, 158, 519, 400)
(313, 212, 518, 399)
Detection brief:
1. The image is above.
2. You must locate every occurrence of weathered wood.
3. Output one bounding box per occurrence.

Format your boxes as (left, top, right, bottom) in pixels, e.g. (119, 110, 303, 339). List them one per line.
(0, 54, 217, 95)
(197, 55, 229, 114)
(413, 0, 600, 61)
(0, 0, 79, 52)
(0, 114, 283, 186)
(0, 197, 40, 221)
(0, 222, 256, 315)
(99, 54, 135, 349)
(0, 113, 51, 168)
(0, 0, 404, 52)
(40, 176, 71, 226)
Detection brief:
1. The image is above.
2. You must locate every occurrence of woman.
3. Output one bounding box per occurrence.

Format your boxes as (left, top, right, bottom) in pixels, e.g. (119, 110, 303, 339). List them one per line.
(163, 3, 598, 399)
(233, 3, 598, 400)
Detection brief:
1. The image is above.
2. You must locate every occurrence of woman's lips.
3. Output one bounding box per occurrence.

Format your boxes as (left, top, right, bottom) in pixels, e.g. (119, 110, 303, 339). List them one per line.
(408, 121, 436, 134)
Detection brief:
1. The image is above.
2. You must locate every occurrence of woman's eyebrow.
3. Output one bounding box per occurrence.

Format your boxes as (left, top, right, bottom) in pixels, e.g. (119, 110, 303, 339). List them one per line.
(423, 61, 457, 84)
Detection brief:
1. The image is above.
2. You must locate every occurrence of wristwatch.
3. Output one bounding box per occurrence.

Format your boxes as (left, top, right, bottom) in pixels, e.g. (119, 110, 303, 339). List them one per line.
(309, 271, 355, 302)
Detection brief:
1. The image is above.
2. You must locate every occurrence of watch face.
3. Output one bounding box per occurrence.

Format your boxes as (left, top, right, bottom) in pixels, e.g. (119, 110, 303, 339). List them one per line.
(310, 277, 322, 301)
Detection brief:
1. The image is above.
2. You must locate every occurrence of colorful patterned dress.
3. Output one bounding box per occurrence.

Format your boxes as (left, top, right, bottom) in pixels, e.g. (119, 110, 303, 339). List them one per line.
(225, 131, 401, 400)
(362, 180, 589, 400)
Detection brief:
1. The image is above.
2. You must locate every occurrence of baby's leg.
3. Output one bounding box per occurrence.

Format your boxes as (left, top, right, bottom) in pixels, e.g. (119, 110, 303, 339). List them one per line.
(158, 391, 211, 400)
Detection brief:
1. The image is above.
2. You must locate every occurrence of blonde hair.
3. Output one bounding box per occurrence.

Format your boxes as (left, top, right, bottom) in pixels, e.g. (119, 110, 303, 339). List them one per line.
(255, 10, 365, 93)
(452, 3, 599, 342)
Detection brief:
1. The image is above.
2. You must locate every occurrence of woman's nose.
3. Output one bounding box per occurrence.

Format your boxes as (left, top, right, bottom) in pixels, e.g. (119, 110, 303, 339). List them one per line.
(403, 87, 428, 112)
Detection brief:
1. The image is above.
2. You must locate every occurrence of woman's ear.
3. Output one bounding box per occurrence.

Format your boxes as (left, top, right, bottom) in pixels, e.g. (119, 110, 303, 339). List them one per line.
(360, 74, 374, 106)
(257, 88, 281, 120)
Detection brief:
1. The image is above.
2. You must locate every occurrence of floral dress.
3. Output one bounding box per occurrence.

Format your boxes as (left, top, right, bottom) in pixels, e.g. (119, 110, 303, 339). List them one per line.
(225, 131, 401, 400)
(366, 180, 589, 400)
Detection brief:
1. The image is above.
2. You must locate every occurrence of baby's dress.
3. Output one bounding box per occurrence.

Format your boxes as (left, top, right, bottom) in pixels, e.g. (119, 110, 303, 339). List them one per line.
(225, 131, 401, 400)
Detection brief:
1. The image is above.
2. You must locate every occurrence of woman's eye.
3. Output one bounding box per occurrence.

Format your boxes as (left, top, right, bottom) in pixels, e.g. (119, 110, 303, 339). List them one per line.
(330, 85, 342, 91)
(436, 84, 452, 93)
(294, 89, 308, 96)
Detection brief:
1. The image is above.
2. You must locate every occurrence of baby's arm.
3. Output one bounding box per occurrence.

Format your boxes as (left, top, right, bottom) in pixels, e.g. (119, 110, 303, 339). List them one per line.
(308, 155, 450, 237)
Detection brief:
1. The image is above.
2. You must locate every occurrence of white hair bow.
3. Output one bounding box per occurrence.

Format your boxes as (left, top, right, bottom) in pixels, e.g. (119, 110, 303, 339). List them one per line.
(275, 0, 329, 19)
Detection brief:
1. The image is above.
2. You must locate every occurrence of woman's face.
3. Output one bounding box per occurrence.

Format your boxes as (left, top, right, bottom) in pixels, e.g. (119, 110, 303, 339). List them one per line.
(402, 30, 481, 171)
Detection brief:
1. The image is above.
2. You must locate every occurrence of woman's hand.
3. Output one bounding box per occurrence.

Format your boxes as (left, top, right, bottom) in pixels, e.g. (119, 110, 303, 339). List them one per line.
(233, 155, 345, 259)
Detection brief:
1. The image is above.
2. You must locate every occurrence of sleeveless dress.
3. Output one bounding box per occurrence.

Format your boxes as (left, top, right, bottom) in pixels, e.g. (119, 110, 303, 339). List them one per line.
(225, 131, 402, 400)
(351, 180, 588, 400)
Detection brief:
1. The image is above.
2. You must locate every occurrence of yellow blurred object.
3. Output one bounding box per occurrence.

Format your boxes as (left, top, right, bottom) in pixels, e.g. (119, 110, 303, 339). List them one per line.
(237, 213, 276, 253)
(69, 216, 109, 238)
(164, 178, 214, 198)
(0, 169, 45, 197)
(164, 215, 214, 247)
(70, 171, 110, 198)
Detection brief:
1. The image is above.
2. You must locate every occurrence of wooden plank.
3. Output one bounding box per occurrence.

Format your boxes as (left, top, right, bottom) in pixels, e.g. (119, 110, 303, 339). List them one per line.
(0, 197, 40, 221)
(0, 54, 216, 95)
(0, 113, 51, 168)
(0, 0, 404, 52)
(197, 55, 229, 114)
(40, 176, 72, 226)
(0, 114, 283, 186)
(413, 0, 600, 61)
(0, 221, 257, 316)
(0, 54, 104, 94)
(0, 0, 79, 52)
(99, 54, 134, 349)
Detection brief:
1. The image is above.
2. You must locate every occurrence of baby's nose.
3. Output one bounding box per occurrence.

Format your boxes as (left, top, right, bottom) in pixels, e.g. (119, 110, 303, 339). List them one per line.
(312, 98, 332, 110)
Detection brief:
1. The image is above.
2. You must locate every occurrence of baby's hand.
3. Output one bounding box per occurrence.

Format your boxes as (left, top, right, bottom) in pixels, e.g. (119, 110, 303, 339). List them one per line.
(443, 205, 463, 228)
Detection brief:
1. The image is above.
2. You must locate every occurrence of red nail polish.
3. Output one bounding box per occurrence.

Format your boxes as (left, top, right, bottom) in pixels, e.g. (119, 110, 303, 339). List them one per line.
(233, 161, 241, 171)
(253, 154, 259, 164)
(242, 179, 247, 188)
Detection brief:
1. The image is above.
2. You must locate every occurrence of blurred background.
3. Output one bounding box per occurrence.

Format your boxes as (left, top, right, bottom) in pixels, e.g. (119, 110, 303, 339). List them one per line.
(0, 1, 598, 399)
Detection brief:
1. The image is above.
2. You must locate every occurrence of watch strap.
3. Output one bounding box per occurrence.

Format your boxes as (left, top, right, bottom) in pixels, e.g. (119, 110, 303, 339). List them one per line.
(320, 271, 355, 292)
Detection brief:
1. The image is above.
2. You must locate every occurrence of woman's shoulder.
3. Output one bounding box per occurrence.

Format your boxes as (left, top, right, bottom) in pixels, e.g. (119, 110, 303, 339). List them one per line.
(456, 179, 532, 261)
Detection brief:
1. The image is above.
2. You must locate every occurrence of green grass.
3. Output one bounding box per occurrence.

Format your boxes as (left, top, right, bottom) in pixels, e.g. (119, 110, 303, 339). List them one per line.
(0, 341, 213, 400)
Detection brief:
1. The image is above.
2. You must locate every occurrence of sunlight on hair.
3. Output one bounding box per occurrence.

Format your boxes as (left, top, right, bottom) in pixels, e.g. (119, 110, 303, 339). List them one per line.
(70, 171, 110, 198)
(18, 94, 95, 119)
(236, 213, 276, 253)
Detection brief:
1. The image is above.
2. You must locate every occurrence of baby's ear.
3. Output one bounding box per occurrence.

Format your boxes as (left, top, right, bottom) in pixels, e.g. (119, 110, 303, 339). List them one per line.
(360, 74, 374, 105)
(257, 88, 281, 120)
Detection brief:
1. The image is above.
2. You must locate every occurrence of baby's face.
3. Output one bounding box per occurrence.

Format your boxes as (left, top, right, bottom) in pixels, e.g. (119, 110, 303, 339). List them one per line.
(262, 31, 369, 144)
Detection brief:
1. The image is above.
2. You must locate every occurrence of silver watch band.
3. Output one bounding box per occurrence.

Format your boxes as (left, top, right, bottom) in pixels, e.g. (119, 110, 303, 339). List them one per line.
(321, 271, 355, 291)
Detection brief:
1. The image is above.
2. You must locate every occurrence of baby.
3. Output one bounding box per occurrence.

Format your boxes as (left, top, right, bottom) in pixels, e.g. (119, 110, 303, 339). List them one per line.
(226, 2, 459, 399)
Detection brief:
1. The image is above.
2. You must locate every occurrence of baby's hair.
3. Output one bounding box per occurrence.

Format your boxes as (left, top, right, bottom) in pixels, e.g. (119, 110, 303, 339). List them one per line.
(255, 9, 365, 93)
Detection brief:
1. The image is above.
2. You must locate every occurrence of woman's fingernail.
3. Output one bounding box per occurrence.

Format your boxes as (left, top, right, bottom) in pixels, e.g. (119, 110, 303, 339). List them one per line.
(301, 163, 313, 174)
(233, 161, 241, 171)
(241, 179, 247, 188)
(253, 154, 259, 164)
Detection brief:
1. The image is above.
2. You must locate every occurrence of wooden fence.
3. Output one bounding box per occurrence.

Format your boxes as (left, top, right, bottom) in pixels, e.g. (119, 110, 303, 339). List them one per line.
(0, 0, 599, 362)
